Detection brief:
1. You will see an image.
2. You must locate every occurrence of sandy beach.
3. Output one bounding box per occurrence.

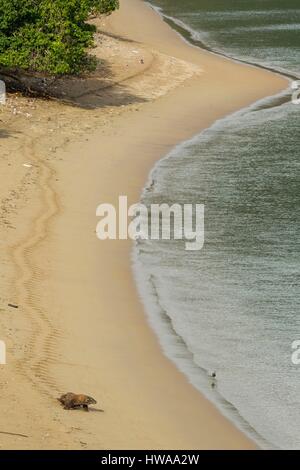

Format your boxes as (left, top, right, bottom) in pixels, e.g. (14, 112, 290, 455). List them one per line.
(0, 0, 288, 449)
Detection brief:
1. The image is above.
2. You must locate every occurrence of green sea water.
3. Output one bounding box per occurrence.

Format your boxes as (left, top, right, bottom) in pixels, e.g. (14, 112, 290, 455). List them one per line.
(135, 0, 300, 449)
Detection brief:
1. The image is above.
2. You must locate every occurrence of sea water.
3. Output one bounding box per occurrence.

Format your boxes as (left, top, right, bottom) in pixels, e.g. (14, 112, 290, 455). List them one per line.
(134, 0, 300, 449)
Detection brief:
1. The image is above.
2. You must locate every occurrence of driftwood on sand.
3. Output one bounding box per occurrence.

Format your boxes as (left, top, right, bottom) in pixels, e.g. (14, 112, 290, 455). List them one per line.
(0, 65, 121, 109)
(0, 67, 57, 98)
(0, 430, 28, 438)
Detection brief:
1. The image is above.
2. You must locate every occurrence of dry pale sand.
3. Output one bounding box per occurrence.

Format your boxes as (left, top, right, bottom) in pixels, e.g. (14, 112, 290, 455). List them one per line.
(0, 0, 288, 449)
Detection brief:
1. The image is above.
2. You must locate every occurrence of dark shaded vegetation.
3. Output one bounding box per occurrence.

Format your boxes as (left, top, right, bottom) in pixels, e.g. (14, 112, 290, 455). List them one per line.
(0, 1, 120, 100)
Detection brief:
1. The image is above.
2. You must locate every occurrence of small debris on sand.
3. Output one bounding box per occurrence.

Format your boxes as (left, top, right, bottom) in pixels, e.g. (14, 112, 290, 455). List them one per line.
(8, 303, 19, 309)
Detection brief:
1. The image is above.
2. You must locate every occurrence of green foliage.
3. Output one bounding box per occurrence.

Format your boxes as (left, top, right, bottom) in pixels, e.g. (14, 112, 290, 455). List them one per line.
(0, 0, 119, 75)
